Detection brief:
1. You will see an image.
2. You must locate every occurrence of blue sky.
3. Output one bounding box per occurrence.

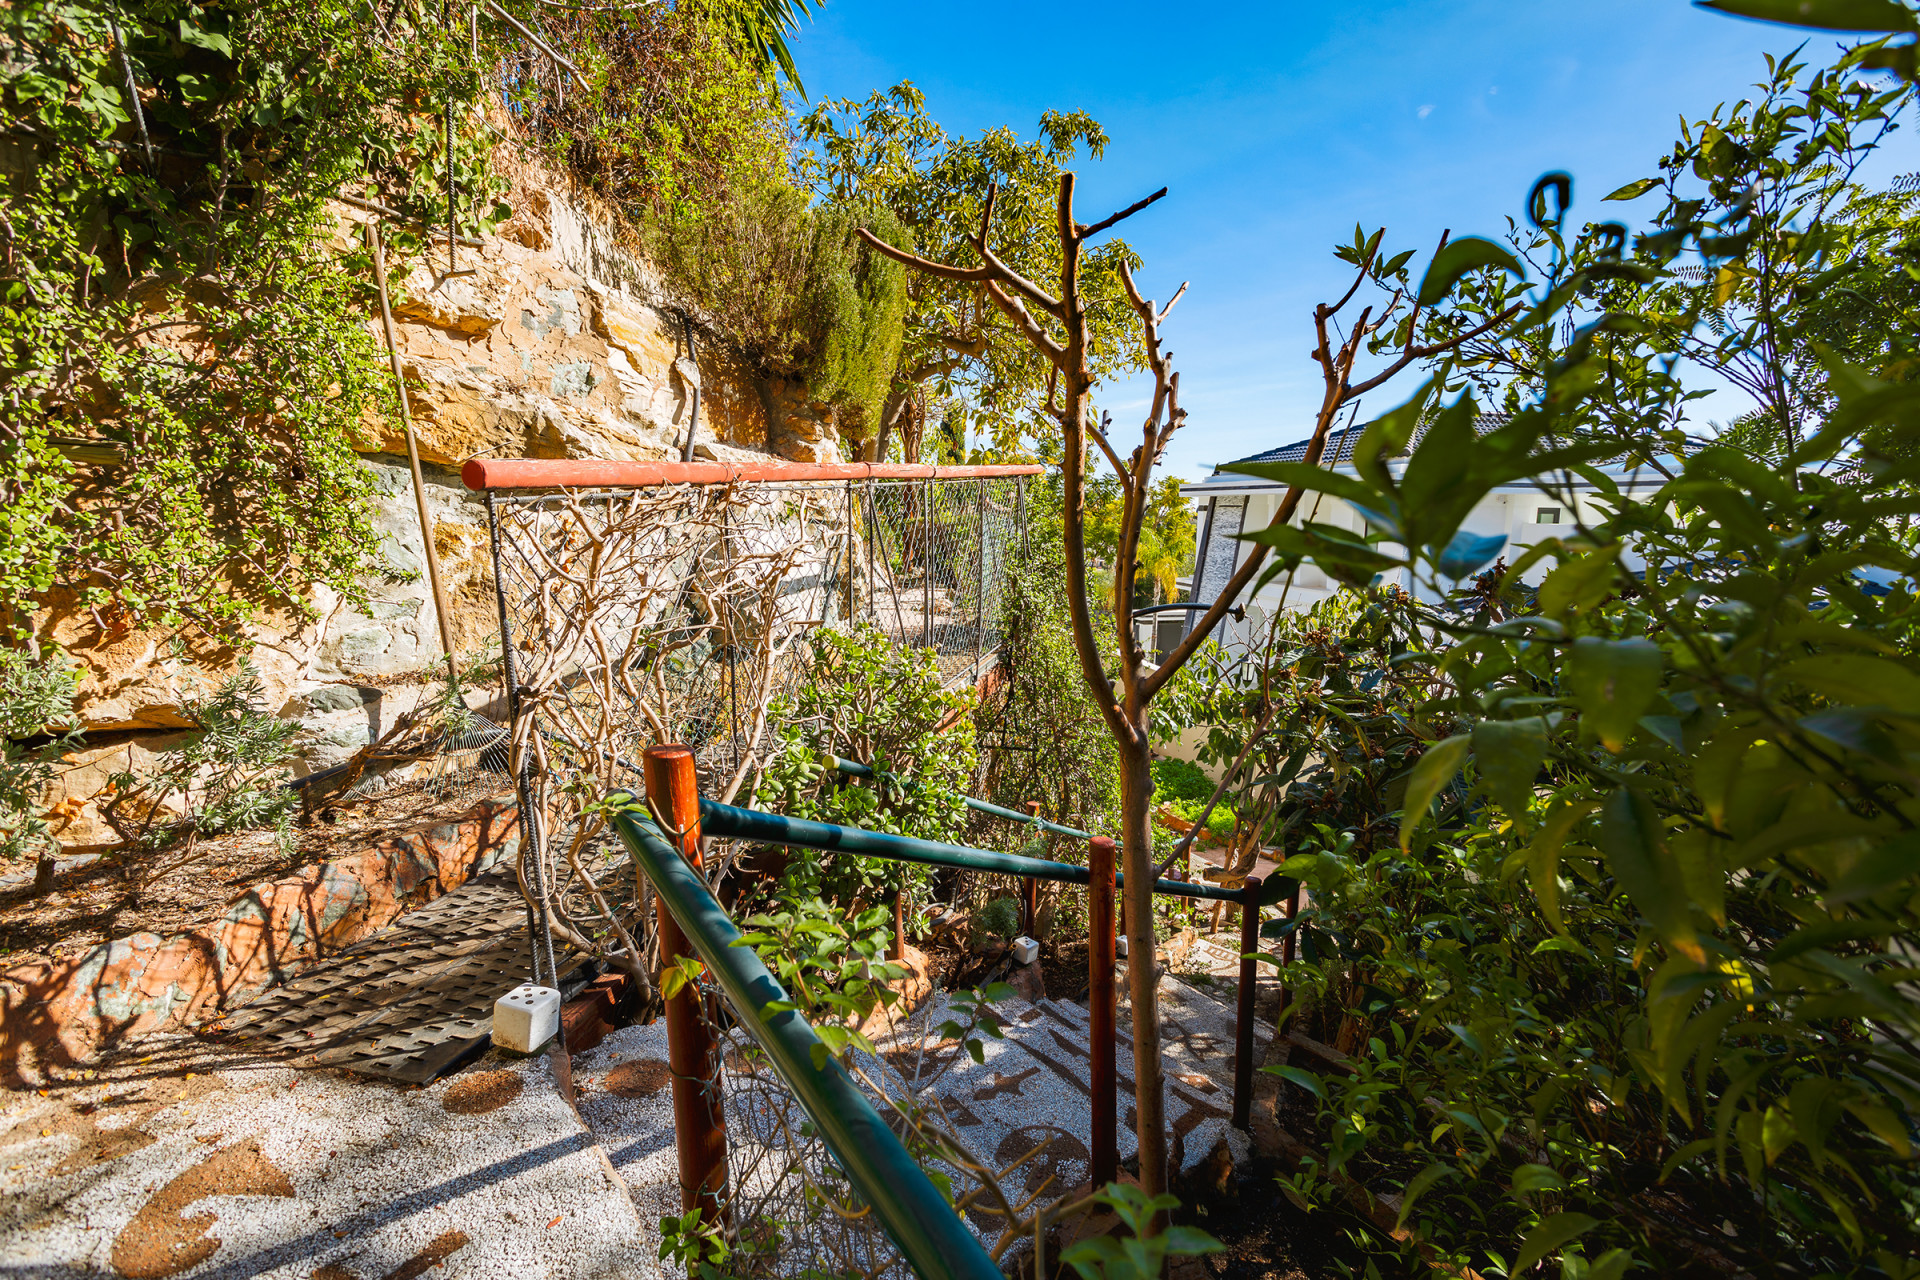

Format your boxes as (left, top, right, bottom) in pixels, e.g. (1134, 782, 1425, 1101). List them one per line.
(790, 0, 1888, 482)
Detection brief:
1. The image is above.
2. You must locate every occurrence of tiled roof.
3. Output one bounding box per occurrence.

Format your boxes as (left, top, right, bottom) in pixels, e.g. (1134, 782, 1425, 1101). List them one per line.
(1215, 415, 1507, 474)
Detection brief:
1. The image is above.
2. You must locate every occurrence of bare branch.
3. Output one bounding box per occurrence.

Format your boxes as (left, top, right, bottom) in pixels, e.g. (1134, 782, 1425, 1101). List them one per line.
(1075, 186, 1169, 242)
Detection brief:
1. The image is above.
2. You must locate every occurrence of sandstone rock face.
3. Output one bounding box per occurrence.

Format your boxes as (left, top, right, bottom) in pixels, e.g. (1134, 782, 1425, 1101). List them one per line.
(29, 181, 845, 851)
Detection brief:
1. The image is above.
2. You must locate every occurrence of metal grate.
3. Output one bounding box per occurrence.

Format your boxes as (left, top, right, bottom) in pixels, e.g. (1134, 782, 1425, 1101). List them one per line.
(212, 864, 591, 1083)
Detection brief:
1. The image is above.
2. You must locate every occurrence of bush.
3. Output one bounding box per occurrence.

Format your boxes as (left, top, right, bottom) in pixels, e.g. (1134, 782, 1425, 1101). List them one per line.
(973, 895, 1020, 943)
(103, 663, 299, 875)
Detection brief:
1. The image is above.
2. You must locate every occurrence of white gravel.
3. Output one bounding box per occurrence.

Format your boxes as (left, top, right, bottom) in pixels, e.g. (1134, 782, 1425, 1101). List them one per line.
(0, 1035, 655, 1278)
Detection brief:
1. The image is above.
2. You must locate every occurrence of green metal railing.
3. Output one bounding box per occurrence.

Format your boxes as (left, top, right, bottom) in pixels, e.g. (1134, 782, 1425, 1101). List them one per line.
(820, 754, 1094, 842)
(700, 796, 1282, 906)
(610, 798, 1004, 1280)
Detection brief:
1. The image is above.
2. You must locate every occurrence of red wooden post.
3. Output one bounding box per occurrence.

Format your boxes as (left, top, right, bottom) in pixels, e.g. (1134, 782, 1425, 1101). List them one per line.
(643, 745, 729, 1221)
(891, 889, 906, 962)
(1023, 802, 1043, 938)
(1088, 835, 1118, 1187)
(1233, 874, 1264, 1130)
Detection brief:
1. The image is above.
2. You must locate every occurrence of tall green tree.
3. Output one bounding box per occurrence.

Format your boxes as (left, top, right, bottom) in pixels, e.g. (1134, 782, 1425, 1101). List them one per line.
(801, 84, 1145, 461)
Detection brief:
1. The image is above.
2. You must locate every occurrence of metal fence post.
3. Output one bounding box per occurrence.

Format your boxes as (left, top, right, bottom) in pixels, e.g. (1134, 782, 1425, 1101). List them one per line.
(1088, 835, 1118, 1187)
(921, 477, 933, 649)
(486, 491, 558, 990)
(974, 480, 987, 676)
(643, 744, 729, 1221)
(1233, 874, 1264, 1130)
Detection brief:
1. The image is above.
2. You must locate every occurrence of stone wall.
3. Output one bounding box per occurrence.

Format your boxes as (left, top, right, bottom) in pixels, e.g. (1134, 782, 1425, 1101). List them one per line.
(32, 177, 845, 851)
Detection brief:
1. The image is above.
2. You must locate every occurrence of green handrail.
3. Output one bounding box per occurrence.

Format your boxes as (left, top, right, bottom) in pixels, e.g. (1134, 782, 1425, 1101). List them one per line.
(608, 800, 1004, 1280)
(699, 798, 1280, 905)
(819, 753, 1095, 842)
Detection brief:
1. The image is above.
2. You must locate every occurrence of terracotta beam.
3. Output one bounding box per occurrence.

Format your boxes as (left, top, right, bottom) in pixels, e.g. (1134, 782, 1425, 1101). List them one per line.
(461, 458, 1045, 491)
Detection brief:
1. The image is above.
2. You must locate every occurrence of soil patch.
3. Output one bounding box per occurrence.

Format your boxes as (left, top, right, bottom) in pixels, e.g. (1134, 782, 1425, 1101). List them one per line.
(441, 1068, 522, 1115)
(1168, 1151, 1354, 1280)
(1039, 937, 1091, 1002)
(0, 780, 508, 971)
(603, 1058, 671, 1098)
(110, 1136, 294, 1278)
(381, 1229, 471, 1280)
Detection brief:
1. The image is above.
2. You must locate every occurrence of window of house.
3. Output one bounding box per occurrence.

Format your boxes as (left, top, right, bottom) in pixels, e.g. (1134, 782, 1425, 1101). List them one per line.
(1535, 506, 1563, 524)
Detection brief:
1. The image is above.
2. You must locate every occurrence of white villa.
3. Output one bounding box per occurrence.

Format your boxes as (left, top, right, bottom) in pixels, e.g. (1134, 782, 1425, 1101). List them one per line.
(1165, 428, 1675, 655)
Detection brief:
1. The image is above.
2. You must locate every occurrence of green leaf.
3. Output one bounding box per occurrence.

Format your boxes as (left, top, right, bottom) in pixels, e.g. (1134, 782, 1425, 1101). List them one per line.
(1473, 717, 1548, 821)
(1538, 546, 1622, 618)
(1396, 1163, 1454, 1230)
(1162, 1226, 1225, 1256)
(1354, 380, 1437, 490)
(1511, 1212, 1600, 1275)
(1698, 0, 1918, 33)
(1779, 654, 1920, 715)
(1824, 830, 1920, 903)
(1604, 177, 1661, 201)
(1566, 637, 1664, 752)
(1437, 529, 1509, 579)
(1418, 235, 1527, 306)
(1600, 787, 1703, 963)
(1510, 1163, 1567, 1194)
(1399, 734, 1470, 851)
(1587, 1248, 1637, 1280)
(1263, 1064, 1328, 1099)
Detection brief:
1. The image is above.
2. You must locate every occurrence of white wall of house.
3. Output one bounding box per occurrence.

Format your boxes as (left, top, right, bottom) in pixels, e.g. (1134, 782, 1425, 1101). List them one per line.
(1175, 460, 1668, 653)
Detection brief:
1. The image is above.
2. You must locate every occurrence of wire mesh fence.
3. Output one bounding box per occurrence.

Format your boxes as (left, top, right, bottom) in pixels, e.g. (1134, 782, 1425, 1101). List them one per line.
(666, 956, 1041, 1279)
(477, 470, 1029, 989)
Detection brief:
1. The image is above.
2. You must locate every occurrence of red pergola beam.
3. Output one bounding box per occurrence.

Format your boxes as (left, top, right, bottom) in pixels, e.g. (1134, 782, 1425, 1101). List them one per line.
(461, 457, 1045, 491)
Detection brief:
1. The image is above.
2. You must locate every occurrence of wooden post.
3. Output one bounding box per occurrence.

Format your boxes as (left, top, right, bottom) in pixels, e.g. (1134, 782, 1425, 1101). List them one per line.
(1233, 875, 1264, 1131)
(643, 745, 728, 1221)
(1089, 835, 1118, 1188)
(364, 219, 459, 679)
(891, 889, 906, 962)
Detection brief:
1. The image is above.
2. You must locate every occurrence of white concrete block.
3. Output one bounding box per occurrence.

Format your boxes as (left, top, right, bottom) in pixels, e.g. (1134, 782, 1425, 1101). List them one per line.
(1115, 935, 1129, 958)
(492, 983, 560, 1053)
(1010, 936, 1040, 966)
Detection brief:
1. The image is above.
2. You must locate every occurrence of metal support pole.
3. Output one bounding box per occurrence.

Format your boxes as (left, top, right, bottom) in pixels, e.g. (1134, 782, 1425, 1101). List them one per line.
(643, 745, 729, 1221)
(975, 480, 986, 675)
(845, 479, 856, 625)
(921, 478, 933, 649)
(1089, 835, 1118, 1188)
(1233, 874, 1264, 1131)
(486, 493, 557, 990)
(1016, 475, 1027, 560)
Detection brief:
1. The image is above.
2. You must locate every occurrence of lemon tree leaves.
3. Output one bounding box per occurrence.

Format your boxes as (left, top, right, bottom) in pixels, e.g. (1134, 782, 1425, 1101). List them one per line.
(1566, 638, 1664, 752)
(1601, 787, 1704, 963)
(1698, 0, 1918, 33)
(1399, 734, 1469, 851)
(1418, 235, 1528, 306)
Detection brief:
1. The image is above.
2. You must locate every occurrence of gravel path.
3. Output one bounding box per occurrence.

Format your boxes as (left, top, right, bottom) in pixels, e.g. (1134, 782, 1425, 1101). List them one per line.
(0, 1035, 654, 1279)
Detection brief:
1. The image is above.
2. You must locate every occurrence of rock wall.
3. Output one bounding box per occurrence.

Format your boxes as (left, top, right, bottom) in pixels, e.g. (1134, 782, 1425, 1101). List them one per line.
(32, 175, 845, 852)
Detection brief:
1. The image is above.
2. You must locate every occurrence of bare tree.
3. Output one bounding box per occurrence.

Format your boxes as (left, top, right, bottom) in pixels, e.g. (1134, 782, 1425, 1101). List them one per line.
(861, 181, 1517, 1200)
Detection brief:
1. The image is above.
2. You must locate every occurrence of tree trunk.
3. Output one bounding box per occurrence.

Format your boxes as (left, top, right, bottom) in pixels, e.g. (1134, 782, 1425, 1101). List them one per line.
(1117, 725, 1168, 1198)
